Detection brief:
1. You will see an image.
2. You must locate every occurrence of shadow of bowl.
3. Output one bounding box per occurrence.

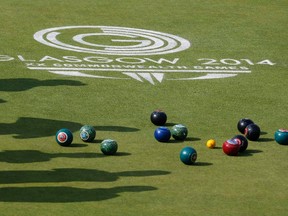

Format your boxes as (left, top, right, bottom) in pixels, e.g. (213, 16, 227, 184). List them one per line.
(194, 162, 213, 166)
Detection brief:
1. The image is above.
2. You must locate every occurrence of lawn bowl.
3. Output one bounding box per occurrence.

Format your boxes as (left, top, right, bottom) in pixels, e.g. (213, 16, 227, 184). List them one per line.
(180, 146, 197, 165)
(222, 138, 241, 156)
(233, 135, 248, 152)
(56, 128, 73, 146)
(244, 123, 261, 141)
(171, 124, 188, 141)
(100, 139, 118, 155)
(150, 110, 167, 126)
(237, 118, 254, 134)
(80, 125, 96, 142)
(154, 127, 171, 142)
(274, 129, 288, 145)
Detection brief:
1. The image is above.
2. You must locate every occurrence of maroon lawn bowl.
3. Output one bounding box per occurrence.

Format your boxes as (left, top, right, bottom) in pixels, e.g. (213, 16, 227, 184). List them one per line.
(222, 138, 241, 156)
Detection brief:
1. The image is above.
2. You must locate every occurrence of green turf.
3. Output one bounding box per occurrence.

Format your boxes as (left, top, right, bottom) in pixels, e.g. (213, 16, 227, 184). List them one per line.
(0, 0, 287, 215)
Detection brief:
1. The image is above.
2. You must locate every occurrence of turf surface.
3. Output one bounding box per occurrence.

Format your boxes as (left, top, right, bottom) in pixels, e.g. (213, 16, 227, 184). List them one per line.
(0, 0, 287, 215)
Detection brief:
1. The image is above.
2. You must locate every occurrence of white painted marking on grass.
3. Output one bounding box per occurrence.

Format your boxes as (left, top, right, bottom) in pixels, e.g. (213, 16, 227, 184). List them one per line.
(30, 26, 256, 84)
(123, 72, 164, 85)
(122, 72, 143, 82)
(122, 72, 164, 84)
(34, 26, 191, 56)
(151, 73, 164, 83)
(49, 71, 126, 79)
(28, 67, 251, 73)
(29, 65, 250, 83)
(138, 73, 155, 85)
(169, 73, 238, 80)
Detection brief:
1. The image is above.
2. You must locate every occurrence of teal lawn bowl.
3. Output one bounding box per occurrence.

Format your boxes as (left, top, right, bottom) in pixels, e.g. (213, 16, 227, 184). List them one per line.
(274, 129, 288, 145)
(180, 146, 197, 165)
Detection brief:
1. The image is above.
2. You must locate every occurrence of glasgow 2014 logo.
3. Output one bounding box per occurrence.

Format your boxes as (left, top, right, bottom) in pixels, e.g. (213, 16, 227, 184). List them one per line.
(1, 26, 274, 85)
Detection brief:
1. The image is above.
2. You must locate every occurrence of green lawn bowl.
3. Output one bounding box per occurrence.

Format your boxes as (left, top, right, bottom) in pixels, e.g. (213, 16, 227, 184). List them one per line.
(171, 124, 188, 141)
(100, 139, 118, 155)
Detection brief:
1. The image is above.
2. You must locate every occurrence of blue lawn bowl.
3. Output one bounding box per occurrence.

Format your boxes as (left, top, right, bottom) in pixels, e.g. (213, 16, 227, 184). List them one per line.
(180, 146, 197, 165)
(154, 127, 171, 142)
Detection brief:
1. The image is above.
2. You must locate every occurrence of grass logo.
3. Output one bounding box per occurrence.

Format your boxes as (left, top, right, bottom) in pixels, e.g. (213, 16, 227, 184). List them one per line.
(34, 26, 191, 56)
(27, 26, 274, 84)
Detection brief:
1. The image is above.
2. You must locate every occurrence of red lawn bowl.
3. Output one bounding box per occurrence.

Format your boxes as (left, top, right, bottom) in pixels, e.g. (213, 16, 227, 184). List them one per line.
(222, 138, 241, 156)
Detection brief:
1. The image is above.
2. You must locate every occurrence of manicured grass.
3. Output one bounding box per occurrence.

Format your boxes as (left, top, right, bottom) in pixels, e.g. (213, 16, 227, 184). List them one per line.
(0, 0, 287, 215)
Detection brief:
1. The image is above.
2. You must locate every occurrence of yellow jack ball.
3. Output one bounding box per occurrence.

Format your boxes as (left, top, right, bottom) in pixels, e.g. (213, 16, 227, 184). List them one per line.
(206, 139, 216, 149)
